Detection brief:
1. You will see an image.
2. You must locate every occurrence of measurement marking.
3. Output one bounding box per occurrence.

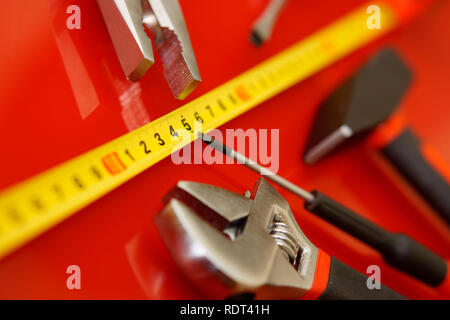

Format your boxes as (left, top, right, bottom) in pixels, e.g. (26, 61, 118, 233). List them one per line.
(52, 184, 65, 200)
(218, 99, 227, 110)
(102, 152, 127, 175)
(194, 112, 204, 123)
(205, 105, 214, 117)
(235, 85, 251, 102)
(140, 140, 152, 154)
(73, 176, 84, 189)
(125, 149, 135, 162)
(91, 166, 103, 180)
(6, 208, 23, 224)
(229, 94, 238, 105)
(30, 198, 44, 211)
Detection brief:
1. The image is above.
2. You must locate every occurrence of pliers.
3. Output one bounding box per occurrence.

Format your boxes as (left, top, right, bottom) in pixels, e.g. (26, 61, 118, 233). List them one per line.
(155, 178, 405, 299)
(97, 0, 201, 99)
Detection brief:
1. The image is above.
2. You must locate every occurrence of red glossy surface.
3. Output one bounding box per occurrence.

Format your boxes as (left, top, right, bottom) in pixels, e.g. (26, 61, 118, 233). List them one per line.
(0, 0, 449, 299)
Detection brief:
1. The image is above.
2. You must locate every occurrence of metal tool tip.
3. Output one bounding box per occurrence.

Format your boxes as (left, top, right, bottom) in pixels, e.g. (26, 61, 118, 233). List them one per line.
(250, 31, 265, 47)
(199, 132, 213, 144)
(303, 153, 317, 166)
(199, 133, 232, 157)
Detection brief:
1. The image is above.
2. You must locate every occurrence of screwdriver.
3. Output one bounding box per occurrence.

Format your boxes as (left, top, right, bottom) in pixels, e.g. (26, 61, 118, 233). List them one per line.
(200, 133, 449, 290)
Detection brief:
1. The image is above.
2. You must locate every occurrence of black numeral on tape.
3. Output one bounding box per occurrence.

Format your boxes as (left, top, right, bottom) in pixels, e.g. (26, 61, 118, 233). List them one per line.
(205, 105, 214, 117)
(140, 140, 152, 154)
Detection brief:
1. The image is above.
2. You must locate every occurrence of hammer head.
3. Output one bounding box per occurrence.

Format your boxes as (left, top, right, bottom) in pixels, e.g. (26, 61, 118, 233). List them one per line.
(303, 48, 412, 164)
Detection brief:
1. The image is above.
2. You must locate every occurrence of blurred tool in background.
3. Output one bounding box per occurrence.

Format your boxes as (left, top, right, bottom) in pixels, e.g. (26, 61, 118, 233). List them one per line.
(201, 133, 450, 294)
(303, 49, 450, 225)
(156, 178, 406, 299)
(97, 0, 201, 99)
(250, 0, 288, 46)
(0, 1, 398, 262)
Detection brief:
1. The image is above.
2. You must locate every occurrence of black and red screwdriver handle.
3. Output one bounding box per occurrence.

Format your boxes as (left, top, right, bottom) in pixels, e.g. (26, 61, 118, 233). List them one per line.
(305, 190, 450, 295)
(303, 250, 406, 300)
(382, 128, 450, 223)
(368, 114, 450, 225)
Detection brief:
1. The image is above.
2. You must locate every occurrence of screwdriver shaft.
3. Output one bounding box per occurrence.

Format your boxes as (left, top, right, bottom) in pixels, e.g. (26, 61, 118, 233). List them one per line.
(201, 133, 315, 202)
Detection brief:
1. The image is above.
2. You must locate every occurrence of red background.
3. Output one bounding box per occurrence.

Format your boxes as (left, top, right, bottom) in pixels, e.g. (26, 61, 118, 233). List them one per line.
(0, 0, 449, 299)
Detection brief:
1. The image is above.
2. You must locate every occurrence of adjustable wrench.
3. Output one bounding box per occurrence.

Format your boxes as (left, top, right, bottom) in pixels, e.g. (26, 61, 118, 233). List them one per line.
(155, 178, 405, 299)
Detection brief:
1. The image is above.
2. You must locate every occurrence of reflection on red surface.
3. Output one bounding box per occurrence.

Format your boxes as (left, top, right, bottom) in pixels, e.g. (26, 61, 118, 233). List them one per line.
(125, 225, 201, 300)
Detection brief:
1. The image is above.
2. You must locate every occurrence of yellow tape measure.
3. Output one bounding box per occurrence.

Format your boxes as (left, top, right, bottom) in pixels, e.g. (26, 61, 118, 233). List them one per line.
(0, 5, 395, 259)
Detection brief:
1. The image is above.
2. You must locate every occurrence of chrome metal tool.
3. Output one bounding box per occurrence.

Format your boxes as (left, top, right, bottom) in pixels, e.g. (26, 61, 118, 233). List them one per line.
(97, 0, 201, 99)
(155, 178, 405, 299)
(250, 0, 288, 46)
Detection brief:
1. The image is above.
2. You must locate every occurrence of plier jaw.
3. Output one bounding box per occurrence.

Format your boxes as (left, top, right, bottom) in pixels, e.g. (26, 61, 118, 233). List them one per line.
(155, 179, 318, 299)
(97, 0, 201, 99)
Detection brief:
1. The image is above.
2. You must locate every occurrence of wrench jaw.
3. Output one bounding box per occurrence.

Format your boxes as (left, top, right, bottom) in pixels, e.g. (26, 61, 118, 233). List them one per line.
(163, 181, 253, 223)
(155, 200, 235, 299)
(155, 179, 320, 299)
